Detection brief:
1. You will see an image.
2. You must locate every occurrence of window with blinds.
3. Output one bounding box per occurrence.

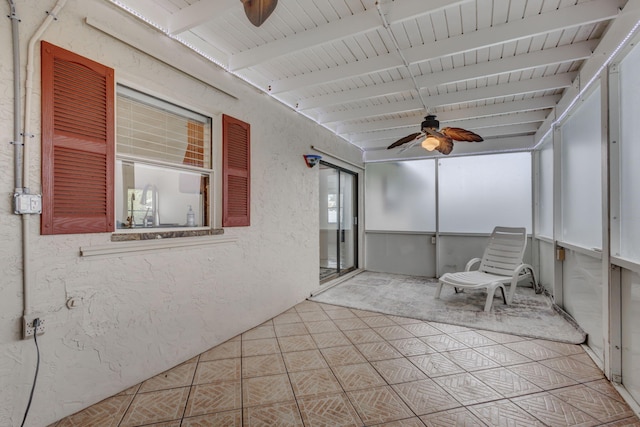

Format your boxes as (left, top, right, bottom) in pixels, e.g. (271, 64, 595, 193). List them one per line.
(116, 86, 211, 167)
(115, 86, 212, 230)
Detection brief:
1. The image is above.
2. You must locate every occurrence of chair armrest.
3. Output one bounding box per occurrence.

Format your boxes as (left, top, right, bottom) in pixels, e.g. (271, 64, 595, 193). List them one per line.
(465, 258, 481, 271)
(512, 263, 535, 280)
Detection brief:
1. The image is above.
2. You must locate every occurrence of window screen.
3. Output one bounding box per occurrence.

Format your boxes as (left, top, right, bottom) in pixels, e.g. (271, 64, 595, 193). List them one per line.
(365, 159, 436, 232)
(619, 43, 640, 262)
(560, 86, 602, 249)
(438, 152, 532, 234)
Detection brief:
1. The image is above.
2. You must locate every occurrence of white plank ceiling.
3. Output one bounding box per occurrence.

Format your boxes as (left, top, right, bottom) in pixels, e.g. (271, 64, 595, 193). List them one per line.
(109, 0, 628, 159)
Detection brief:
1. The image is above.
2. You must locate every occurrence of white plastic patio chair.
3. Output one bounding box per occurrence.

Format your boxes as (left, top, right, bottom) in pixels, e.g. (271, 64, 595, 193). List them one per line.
(434, 226, 538, 312)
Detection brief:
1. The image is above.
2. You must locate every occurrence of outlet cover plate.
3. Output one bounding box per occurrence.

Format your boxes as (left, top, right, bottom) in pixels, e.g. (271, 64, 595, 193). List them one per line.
(23, 314, 45, 338)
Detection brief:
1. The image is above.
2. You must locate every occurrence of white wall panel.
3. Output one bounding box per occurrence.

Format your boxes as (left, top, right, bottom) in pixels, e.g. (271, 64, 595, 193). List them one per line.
(365, 232, 435, 277)
(621, 268, 640, 406)
(538, 239, 555, 294)
(562, 250, 604, 360)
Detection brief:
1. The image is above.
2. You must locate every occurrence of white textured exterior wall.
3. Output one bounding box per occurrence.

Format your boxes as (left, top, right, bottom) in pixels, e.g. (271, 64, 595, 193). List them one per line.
(0, 1, 363, 426)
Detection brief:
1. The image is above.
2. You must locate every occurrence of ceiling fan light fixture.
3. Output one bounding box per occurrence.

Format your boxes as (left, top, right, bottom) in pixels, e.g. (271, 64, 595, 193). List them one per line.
(421, 115, 439, 129)
(421, 136, 440, 151)
(387, 113, 482, 155)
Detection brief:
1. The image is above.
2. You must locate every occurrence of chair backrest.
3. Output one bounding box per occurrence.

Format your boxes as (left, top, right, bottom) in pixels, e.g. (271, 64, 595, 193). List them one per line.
(479, 226, 527, 276)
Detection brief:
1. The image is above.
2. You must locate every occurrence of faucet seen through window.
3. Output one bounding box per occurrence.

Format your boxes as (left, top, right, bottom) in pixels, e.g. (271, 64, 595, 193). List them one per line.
(115, 86, 212, 229)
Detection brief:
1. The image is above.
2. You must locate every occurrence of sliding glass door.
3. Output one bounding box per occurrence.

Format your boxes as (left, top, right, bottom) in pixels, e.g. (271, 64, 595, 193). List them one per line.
(319, 162, 357, 282)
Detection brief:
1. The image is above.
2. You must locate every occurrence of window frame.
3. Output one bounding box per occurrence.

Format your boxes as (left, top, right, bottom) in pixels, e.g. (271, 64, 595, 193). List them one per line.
(114, 84, 215, 232)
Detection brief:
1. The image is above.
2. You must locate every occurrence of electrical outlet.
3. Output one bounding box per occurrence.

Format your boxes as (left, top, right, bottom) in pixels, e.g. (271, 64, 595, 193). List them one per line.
(23, 315, 45, 339)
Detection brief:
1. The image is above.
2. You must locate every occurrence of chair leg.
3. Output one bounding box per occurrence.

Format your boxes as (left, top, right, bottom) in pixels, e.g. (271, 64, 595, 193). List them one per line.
(483, 291, 494, 312)
(499, 286, 506, 305)
(483, 283, 503, 312)
(435, 282, 443, 299)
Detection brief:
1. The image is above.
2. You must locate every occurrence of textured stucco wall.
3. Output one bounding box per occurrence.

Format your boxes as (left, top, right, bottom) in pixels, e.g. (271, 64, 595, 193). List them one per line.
(0, 1, 363, 426)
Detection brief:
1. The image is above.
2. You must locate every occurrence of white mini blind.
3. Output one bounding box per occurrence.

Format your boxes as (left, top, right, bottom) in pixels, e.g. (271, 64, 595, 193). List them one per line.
(116, 86, 211, 168)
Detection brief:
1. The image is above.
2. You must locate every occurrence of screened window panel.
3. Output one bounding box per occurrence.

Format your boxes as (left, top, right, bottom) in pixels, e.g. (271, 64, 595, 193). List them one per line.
(560, 86, 602, 249)
(537, 136, 554, 238)
(365, 160, 435, 232)
(438, 152, 532, 234)
(619, 43, 640, 262)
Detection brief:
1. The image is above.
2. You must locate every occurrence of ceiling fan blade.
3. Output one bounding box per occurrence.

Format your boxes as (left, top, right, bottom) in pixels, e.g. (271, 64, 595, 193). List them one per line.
(435, 138, 454, 155)
(387, 132, 422, 149)
(441, 127, 483, 142)
(241, 0, 277, 27)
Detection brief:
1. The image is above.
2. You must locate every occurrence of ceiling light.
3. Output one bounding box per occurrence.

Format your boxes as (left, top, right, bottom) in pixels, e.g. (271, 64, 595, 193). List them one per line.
(421, 136, 440, 151)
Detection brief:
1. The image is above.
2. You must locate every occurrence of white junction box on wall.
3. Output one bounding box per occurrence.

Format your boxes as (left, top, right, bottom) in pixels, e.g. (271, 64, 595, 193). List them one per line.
(14, 193, 42, 215)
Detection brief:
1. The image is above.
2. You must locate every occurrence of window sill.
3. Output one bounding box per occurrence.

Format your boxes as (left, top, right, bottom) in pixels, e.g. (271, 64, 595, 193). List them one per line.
(111, 228, 223, 241)
(80, 228, 235, 258)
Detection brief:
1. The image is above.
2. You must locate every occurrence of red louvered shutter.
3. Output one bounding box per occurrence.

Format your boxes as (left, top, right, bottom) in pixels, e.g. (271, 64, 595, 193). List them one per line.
(222, 114, 250, 227)
(41, 41, 114, 234)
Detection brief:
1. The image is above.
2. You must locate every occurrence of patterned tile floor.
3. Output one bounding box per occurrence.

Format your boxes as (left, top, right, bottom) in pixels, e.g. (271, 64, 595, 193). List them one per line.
(51, 301, 640, 427)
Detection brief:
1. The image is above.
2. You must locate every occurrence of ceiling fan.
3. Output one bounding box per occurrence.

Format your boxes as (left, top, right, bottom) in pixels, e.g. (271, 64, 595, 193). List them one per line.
(387, 115, 483, 155)
(241, 0, 278, 27)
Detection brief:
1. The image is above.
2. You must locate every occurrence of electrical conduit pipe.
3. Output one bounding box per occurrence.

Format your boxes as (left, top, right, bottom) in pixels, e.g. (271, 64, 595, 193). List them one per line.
(8, 0, 68, 318)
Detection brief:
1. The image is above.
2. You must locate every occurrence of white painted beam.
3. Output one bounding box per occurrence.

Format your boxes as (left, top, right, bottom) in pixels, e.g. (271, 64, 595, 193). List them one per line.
(349, 127, 424, 145)
(338, 96, 561, 135)
(297, 42, 592, 110)
(230, 8, 382, 71)
(419, 73, 576, 109)
(347, 108, 549, 144)
(435, 96, 561, 122)
(268, 0, 615, 94)
(383, 0, 473, 25)
(535, 0, 640, 145)
(109, 0, 172, 30)
(229, 0, 470, 71)
(177, 32, 230, 68)
(270, 54, 404, 94)
(454, 110, 549, 129)
(339, 115, 425, 136)
(320, 73, 575, 124)
(474, 123, 540, 138)
(320, 99, 423, 123)
(403, 0, 619, 64)
(168, 0, 237, 34)
(297, 79, 415, 110)
(415, 41, 595, 88)
(85, 16, 238, 99)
